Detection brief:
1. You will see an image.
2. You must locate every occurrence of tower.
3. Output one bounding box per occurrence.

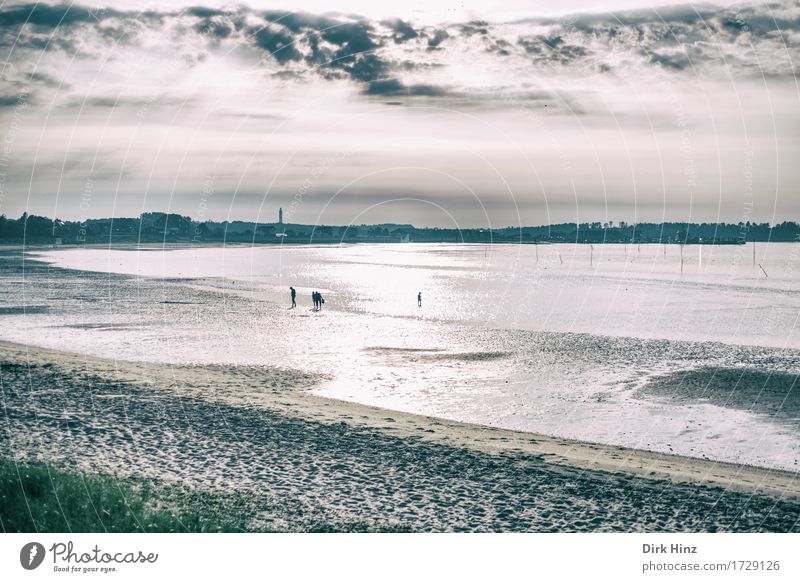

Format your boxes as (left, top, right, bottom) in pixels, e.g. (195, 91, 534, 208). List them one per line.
(278, 207, 283, 225)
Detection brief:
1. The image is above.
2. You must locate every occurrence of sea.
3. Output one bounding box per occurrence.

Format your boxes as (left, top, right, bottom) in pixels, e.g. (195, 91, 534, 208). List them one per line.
(2, 242, 798, 471)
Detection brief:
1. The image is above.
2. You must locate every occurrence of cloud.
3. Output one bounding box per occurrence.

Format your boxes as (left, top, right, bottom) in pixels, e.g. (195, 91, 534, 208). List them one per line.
(249, 12, 395, 87)
(317, 20, 379, 54)
(0, 94, 26, 107)
(0, 3, 113, 27)
(518, 34, 591, 65)
(647, 50, 691, 70)
(60, 95, 191, 109)
(2, 1, 798, 112)
(251, 25, 303, 64)
(459, 21, 490, 37)
(362, 79, 452, 97)
(511, 2, 800, 77)
(194, 17, 234, 39)
(29, 71, 66, 88)
(185, 7, 225, 19)
(346, 53, 389, 83)
(262, 11, 336, 34)
(427, 29, 449, 50)
(382, 18, 418, 43)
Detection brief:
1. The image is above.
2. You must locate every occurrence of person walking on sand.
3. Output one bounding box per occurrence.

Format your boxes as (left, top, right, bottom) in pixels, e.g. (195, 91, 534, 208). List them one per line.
(417, 291, 422, 307)
(318, 293, 325, 310)
(311, 291, 318, 311)
(290, 286, 296, 308)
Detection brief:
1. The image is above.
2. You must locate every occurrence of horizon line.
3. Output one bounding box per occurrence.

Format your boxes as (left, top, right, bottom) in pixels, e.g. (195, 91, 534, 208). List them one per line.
(6, 212, 800, 231)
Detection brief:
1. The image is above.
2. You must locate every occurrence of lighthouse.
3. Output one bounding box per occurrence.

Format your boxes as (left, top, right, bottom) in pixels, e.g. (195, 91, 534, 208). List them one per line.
(278, 207, 283, 225)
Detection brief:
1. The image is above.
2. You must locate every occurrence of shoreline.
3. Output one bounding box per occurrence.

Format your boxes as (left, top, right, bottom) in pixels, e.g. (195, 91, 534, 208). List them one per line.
(4, 240, 777, 250)
(2, 340, 797, 503)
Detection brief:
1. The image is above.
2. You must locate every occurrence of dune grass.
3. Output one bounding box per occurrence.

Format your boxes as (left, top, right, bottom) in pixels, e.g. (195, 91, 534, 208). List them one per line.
(0, 458, 253, 533)
(0, 457, 412, 533)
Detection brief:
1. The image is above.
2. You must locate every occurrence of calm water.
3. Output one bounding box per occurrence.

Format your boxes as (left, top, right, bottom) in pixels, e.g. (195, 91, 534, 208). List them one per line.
(2, 243, 799, 470)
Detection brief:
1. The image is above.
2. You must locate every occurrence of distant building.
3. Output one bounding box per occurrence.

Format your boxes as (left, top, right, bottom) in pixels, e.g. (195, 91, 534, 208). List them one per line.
(278, 208, 283, 225)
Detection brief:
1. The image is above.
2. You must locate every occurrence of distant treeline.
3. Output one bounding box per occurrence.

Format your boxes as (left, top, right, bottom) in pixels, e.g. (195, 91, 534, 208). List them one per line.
(1, 212, 798, 245)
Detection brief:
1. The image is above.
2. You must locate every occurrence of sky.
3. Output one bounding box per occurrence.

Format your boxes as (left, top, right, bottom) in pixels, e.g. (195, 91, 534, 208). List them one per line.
(0, 1, 798, 228)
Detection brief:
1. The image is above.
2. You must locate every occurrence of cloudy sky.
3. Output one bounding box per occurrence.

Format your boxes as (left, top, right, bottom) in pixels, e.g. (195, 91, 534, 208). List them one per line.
(0, 1, 797, 228)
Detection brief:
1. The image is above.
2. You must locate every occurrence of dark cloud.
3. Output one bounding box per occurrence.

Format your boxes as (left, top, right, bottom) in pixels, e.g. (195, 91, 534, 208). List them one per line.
(546, 3, 800, 37)
(2, 1, 798, 108)
(271, 70, 305, 81)
(0, 3, 166, 52)
(252, 25, 303, 64)
(320, 21, 379, 54)
(67, 96, 120, 108)
(61, 95, 190, 109)
(0, 3, 112, 27)
(0, 3, 168, 29)
(511, 2, 800, 76)
(251, 13, 389, 86)
(485, 37, 512, 56)
(382, 18, 418, 43)
(304, 34, 334, 66)
(262, 11, 336, 34)
(518, 35, 589, 65)
(0, 94, 27, 107)
(194, 17, 234, 39)
(190, 7, 248, 41)
(397, 60, 443, 72)
(0, 30, 79, 52)
(29, 71, 66, 88)
(363, 79, 452, 97)
(648, 51, 691, 71)
(185, 7, 224, 19)
(427, 29, 449, 50)
(459, 21, 489, 37)
(346, 54, 389, 83)
(453, 21, 514, 57)
(534, 35, 564, 50)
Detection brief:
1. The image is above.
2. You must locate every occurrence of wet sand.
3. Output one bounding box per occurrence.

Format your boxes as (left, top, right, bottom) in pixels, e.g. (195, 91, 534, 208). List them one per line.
(3, 248, 799, 471)
(1, 340, 799, 532)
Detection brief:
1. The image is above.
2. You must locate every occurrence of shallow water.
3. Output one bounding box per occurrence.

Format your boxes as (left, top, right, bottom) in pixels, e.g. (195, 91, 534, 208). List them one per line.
(2, 243, 799, 471)
(29, 242, 800, 348)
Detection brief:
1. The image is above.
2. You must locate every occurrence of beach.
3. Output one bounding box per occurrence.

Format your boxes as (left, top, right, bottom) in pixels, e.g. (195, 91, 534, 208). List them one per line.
(3, 245, 800, 471)
(1, 244, 799, 532)
(2, 339, 799, 532)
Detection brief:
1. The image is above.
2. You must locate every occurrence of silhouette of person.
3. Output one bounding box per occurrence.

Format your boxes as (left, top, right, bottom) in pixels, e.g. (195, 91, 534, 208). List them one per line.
(318, 293, 325, 310)
(290, 286, 296, 308)
(312, 291, 318, 310)
(417, 291, 422, 307)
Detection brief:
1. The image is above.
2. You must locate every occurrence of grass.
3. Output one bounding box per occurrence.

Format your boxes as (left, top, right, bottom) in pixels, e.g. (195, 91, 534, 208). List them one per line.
(0, 457, 412, 533)
(0, 457, 253, 532)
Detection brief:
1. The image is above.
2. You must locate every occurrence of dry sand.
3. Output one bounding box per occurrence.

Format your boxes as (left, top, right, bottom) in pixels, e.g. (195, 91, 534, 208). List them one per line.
(1, 340, 798, 531)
